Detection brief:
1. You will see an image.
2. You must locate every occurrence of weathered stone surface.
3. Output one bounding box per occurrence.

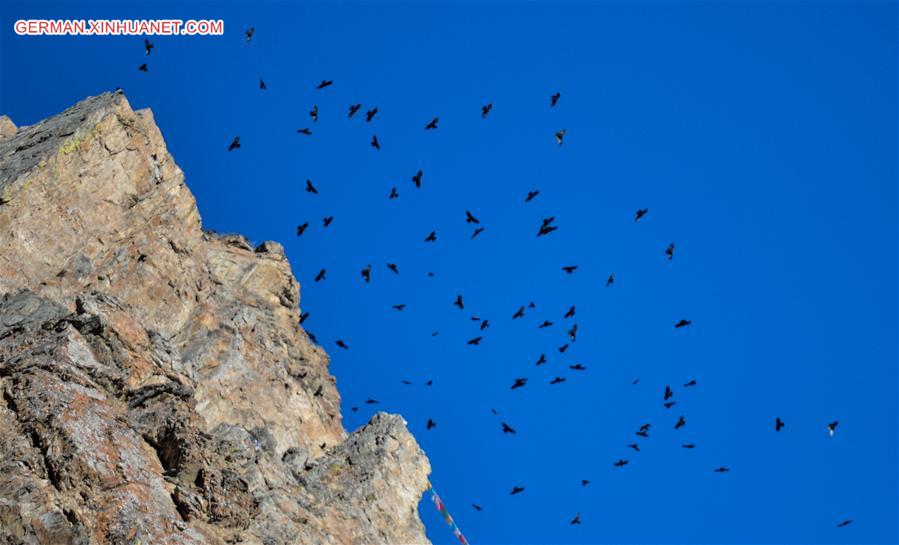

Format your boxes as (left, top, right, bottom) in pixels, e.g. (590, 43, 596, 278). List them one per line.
(0, 94, 431, 545)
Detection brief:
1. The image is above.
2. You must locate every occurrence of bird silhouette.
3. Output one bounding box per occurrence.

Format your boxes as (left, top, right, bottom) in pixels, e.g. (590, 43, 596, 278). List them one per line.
(836, 520, 852, 528)
(335, 340, 349, 350)
(467, 336, 483, 345)
(714, 467, 731, 473)
(309, 105, 319, 122)
(564, 306, 576, 318)
(627, 443, 640, 452)
(245, 27, 254, 42)
(316, 79, 333, 89)
(674, 319, 692, 329)
(614, 459, 629, 467)
(305, 179, 318, 194)
(570, 514, 581, 525)
(568, 324, 578, 341)
(682, 443, 696, 449)
(426, 419, 436, 430)
(525, 190, 540, 202)
(365, 108, 378, 122)
(684, 379, 697, 387)
(323, 216, 334, 227)
(299, 312, 310, 324)
(472, 504, 483, 512)
(827, 421, 839, 436)
(581, 480, 590, 486)
(480, 320, 490, 331)
(635, 430, 649, 438)
(314, 269, 326, 282)
(389, 187, 398, 199)
(513, 306, 526, 319)
(401, 380, 412, 385)
(535, 354, 547, 366)
(313, 384, 323, 397)
(640, 424, 651, 432)
(538, 320, 553, 329)
(635, 208, 648, 222)
(481, 103, 493, 118)
(776, 417, 785, 432)
(297, 128, 312, 135)
(606, 274, 615, 287)
(371, 135, 381, 150)
(664, 385, 674, 401)
(392, 304, 406, 311)
(501, 422, 516, 434)
(138, 63, 148, 72)
(227, 136, 240, 151)
(361, 265, 371, 283)
(425, 117, 439, 130)
(562, 265, 578, 274)
(348, 104, 361, 117)
(412, 170, 423, 188)
(471, 227, 485, 239)
(569, 364, 587, 371)
(144, 39, 153, 55)
(365, 398, 378, 404)
(465, 210, 480, 224)
(511, 378, 528, 390)
(259, 78, 267, 90)
(664, 401, 677, 409)
(387, 263, 399, 274)
(550, 92, 560, 106)
(666, 242, 675, 261)
(510, 486, 525, 495)
(426, 380, 434, 386)
(675, 416, 686, 429)
(296, 222, 309, 236)
(424, 231, 437, 242)
(555, 129, 566, 146)
(558, 343, 570, 354)
(454, 295, 464, 309)
(550, 377, 566, 384)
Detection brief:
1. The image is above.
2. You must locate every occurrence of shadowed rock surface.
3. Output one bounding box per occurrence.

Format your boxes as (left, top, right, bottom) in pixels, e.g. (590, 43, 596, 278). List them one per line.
(0, 92, 431, 545)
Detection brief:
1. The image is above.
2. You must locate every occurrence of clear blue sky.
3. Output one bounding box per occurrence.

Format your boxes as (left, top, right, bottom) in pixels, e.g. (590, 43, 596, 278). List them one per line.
(2, 2, 896, 544)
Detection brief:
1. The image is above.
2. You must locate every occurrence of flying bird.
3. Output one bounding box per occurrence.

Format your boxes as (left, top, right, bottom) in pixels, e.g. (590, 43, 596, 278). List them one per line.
(314, 269, 326, 282)
(305, 179, 318, 194)
(144, 38, 153, 55)
(555, 129, 566, 145)
(138, 63, 148, 72)
(569, 364, 587, 371)
(538, 224, 558, 237)
(316, 79, 333, 89)
(309, 105, 319, 122)
(227, 137, 240, 151)
(827, 421, 839, 436)
(389, 187, 398, 199)
(776, 417, 785, 432)
(425, 117, 439, 130)
(568, 324, 578, 341)
(606, 273, 615, 287)
(361, 265, 371, 283)
(467, 336, 483, 345)
(535, 354, 547, 366)
(297, 128, 312, 135)
(564, 306, 576, 318)
(549, 377, 566, 385)
(525, 190, 540, 202)
(550, 92, 560, 106)
(480, 320, 490, 331)
(682, 443, 696, 449)
(501, 422, 516, 434)
(259, 78, 267, 90)
(538, 320, 553, 329)
(472, 504, 483, 512)
(511, 378, 528, 390)
(674, 319, 692, 329)
(581, 480, 590, 486)
(365, 108, 378, 122)
(714, 467, 731, 473)
(465, 210, 480, 224)
(245, 27, 254, 42)
(614, 459, 629, 467)
(510, 486, 525, 495)
(392, 304, 406, 311)
(371, 135, 381, 150)
(454, 295, 464, 309)
(664, 401, 677, 409)
(684, 379, 697, 387)
(513, 306, 526, 319)
(296, 222, 309, 236)
(471, 227, 485, 239)
(401, 380, 412, 385)
(299, 312, 310, 324)
(424, 231, 437, 242)
(635, 208, 648, 222)
(836, 520, 852, 528)
(426, 419, 436, 430)
(636, 430, 649, 438)
(323, 216, 334, 227)
(481, 103, 493, 118)
(412, 170, 423, 188)
(675, 416, 686, 429)
(387, 263, 399, 274)
(664, 385, 674, 401)
(348, 104, 361, 117)
(627, 443, 640, 452)
(335, 340, 349, 350)
(570, 514, 581, 525)
(666, 242, 675, 261)
(365, 398, 378, 404)
(562, 265, 578, 274)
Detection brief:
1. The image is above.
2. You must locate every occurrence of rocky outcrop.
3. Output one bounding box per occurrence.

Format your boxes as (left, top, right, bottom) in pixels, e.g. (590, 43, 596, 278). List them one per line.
(0, 93, 431, 545)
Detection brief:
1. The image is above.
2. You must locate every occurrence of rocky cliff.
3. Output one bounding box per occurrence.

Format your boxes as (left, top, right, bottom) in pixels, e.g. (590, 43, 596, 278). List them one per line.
(0, 93, 431, 545)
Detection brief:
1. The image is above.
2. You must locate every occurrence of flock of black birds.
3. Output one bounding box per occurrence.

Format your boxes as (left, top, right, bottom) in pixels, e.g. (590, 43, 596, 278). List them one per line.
(133, 27, 855, 534)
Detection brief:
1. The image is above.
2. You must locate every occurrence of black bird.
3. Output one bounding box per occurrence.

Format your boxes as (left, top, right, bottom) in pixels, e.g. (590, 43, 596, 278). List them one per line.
(501, 422, 516, 434)
(480, 320, 490, 331)
(296, 222, 309, 236)
(297, 128, 312, 135)
(481, 103, 493, 118)
(635, 208, 649, 222)
(426, 380, 434, 386)
(633, 378, 640, 385)
(714, 467, 731, 473)
(674, 319, 692, 329)
(827, 421, 839, 436)
(614, 459, 629, 467)
(401, 380, 412, 385)
(538, 320, 553, 329)
(144, 38, 154, 55)
(569, 364, 587, 371)
(558, 343, 569, 353)
(227, 137, 241, 151)
(335, 340, 349, 350)
(535, 354, 547, 366)
(472, 504, 483, 512)
(636, 430, 649, 438)
(471, 227, 485, 239)
(426, 419, 436, 430)
(555, 129, 566, 146)
(348, 104, 361, 117)
(639, 424, 651, 432)
(309, 105, 319, 122)
(305, 179, 318, 194)
(510, 486, 525, 495)
(684, 379, 697, 387)
(323, 216, 334, 227)
(525, 190, 540, 202)
(371, 135, 381, 150)
(513, 306, 526, 319)
(313, 384, 323, 397)
(666, 242, 675, 261)
(299, 311, 310, 324)
(389, 187, 399, 199)
(564, 306, 576, 318)
(511, 378, 527, 390)
(412, 170, 423, 188)
(550, 377, 566, 385)
(365, 398, 378, 404)
(664, 385, 674, 401)
(361, 265, 371, 283)
(138, 63, 148, 72)
(314, 269, 326, 282)
(316, 79, 333, 89)
(465, 210, 480, 224)
(467, 336, 483, 345)
(682, 443, 696, 449)
(606, 273, 615, 287)
(245, 27, 254, 42)
(425, 117, 439, 130)
(627, 443, 640, 452)
(351, 406, 358, 412)
(550, 92, 560, 106)
(562, 265, 578, 274)
(392, 304, 406, 311)
(538, 225, 558, 237)
(387, 263, 399, 274)
(581, 480, 590, 486)
(675, 416, 686, 429)
(776, 417, 785, 432)
(307, 331, 318, 343)
(424, 231, 437, 242)
(365, 108, 378, 122)
(664, 401, 677, 409)
(836, 520, 852, 528)
(259, 78, 267, 90)
(568, 324, 578, 341)
(570, 514, 581, 525)
(454, 294, 464, 309)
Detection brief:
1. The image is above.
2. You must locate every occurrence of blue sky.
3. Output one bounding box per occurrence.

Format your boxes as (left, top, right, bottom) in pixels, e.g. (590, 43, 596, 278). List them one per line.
(2, 2, 897, 543)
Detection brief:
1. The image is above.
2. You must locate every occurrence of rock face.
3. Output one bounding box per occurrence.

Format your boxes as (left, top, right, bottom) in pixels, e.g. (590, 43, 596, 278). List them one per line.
(0, 93, 431, 545)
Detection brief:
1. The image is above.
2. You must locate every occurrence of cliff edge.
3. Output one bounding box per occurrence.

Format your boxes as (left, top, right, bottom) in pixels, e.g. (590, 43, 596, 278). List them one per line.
(0, 92, 431, 545)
